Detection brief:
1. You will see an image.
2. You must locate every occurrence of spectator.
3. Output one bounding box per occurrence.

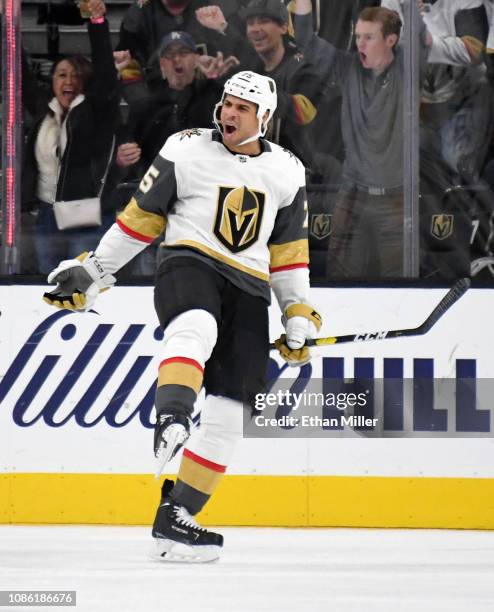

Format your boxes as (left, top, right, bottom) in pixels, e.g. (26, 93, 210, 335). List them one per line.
(383, 0, 492, 184)
(116, 0, 229, 93)
(21, 0, 121, 275)
(307, 0, 381, 51)
(197, 0, 323, 169)
(117, 31, 237, 174)
(293, 1, 431, 278)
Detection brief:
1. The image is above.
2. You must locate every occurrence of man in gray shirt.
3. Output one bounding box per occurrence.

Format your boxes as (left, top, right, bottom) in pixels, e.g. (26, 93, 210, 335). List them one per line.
(294, 1, 430, 277)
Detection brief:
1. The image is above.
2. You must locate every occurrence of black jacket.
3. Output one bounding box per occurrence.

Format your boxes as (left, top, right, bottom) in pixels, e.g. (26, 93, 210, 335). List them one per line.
(22, 20, 120, 212)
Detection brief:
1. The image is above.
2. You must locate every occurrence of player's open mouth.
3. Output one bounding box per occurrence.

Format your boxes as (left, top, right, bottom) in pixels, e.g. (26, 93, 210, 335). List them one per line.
(224, 125, 237, 135)
(359, 52, 367, 63)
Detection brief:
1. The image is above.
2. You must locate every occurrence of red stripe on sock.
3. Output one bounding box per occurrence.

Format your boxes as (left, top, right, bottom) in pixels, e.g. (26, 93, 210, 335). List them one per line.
(183, 448, 226, 473)
(159, 357, 204, 374)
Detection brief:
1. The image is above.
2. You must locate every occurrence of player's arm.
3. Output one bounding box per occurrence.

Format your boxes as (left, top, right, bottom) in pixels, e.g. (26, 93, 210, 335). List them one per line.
(268, 164, 322, 365)
(44, 143, 178, 311)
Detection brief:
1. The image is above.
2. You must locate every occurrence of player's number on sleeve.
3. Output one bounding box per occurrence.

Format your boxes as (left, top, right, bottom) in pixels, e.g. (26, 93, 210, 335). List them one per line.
(139, 165, 160, 194)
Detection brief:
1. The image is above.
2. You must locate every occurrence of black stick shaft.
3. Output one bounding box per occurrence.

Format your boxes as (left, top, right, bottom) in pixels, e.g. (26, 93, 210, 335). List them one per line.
(270, 278, 471, 349)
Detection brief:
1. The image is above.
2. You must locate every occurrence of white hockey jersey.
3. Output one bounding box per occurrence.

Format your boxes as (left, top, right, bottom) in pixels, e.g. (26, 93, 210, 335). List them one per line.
(383, 0, 485, 65)
(98, 128, 310, 306)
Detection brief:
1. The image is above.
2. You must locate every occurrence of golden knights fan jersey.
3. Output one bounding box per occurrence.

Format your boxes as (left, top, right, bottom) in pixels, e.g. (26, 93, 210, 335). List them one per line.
(115, 128, 309, 302)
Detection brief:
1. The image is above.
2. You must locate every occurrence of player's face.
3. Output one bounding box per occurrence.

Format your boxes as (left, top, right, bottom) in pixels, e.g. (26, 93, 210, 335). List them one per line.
(160, 43, 198, 90)
(355, 19, 397, 74)
(246, 16, 287, 55)
(220, 94, 260, 151)
(52, 60, 83, 110)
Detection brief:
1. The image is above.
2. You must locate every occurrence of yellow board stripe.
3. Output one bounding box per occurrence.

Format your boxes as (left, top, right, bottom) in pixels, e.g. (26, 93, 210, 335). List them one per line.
(158, 360, 203, 394)
(269, 240, 309, 269)
(1, 474, 494, 529)
(118, 198, 166, 241)
(0, 474, 11, 523)
(178, 455, 224, 496)
(165, 240, 270, 282)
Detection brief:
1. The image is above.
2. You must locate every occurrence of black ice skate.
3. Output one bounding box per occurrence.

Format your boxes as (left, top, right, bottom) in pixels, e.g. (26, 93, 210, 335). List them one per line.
(151, 479, 223, 563)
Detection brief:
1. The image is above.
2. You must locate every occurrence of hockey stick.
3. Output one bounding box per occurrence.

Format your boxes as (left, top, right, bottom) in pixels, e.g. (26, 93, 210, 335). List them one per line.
(270, 277, 470, 349)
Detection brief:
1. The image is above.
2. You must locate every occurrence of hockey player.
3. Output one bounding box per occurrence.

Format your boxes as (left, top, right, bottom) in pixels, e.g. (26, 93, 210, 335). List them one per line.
(43, 70, 322, 563)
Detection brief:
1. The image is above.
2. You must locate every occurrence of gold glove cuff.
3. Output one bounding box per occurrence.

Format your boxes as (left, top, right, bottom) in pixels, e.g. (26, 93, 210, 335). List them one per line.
(285, 303, 322, 332)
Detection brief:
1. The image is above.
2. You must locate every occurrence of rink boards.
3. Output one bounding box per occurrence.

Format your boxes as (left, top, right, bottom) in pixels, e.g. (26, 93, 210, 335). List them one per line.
(1, 285, 494, 528)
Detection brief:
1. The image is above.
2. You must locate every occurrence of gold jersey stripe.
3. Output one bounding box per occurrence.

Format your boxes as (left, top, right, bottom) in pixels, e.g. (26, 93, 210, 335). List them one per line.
(158, 361, 203, 394)
(269, 239, 309, 269)
(118, 198, 166, 241)
(177, 454, 225, 496)
(165, 240, 270, 282)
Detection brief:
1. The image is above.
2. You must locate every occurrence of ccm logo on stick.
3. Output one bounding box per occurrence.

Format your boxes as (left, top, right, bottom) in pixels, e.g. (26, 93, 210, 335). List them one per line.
(354, 332, 388, 341)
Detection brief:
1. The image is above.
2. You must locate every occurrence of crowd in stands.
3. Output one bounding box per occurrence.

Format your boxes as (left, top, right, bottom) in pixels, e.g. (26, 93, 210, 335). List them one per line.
(4, 0, 494, 281)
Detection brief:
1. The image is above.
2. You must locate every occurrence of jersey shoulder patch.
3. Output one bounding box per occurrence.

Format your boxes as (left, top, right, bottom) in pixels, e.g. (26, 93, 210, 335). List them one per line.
(158, 128, 213, 163)
(177, 127, 204, 140)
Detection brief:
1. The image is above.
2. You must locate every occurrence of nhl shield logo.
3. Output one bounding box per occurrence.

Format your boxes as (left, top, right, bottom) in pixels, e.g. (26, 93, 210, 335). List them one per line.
(431, 214, 454, 240)
(214, 186, 265, 253)
(310, 213, 332, 240)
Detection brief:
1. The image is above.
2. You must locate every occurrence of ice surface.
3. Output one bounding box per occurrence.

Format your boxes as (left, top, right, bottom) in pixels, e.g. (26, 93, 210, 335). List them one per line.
(1, 526, 493, 612)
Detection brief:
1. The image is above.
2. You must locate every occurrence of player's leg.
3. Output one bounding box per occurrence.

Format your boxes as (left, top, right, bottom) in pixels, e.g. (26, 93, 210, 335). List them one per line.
(151, 257, 227, 562)
(153, 257, 223, 463)
(151, 394, 242, 563)
(155, 284, 269, 560)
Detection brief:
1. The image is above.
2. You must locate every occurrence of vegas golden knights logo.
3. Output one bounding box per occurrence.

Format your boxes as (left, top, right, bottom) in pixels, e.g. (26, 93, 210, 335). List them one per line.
(214, 186, 265, 253)
(310, 214, 331, 240)
(431, 214, 454, 240)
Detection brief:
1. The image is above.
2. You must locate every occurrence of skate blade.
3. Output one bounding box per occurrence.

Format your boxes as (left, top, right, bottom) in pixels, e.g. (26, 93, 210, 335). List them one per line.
(151, 539, 221, 564)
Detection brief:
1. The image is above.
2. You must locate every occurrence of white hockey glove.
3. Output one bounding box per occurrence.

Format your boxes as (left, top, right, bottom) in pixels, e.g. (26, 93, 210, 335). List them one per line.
(43, 252, 116, 311)
(154, 414, 192, 478)
(275, 304, 322, 366)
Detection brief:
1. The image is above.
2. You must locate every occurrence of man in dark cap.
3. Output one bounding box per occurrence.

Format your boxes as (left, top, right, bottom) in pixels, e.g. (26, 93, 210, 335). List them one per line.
(117, 31, 224, 173)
